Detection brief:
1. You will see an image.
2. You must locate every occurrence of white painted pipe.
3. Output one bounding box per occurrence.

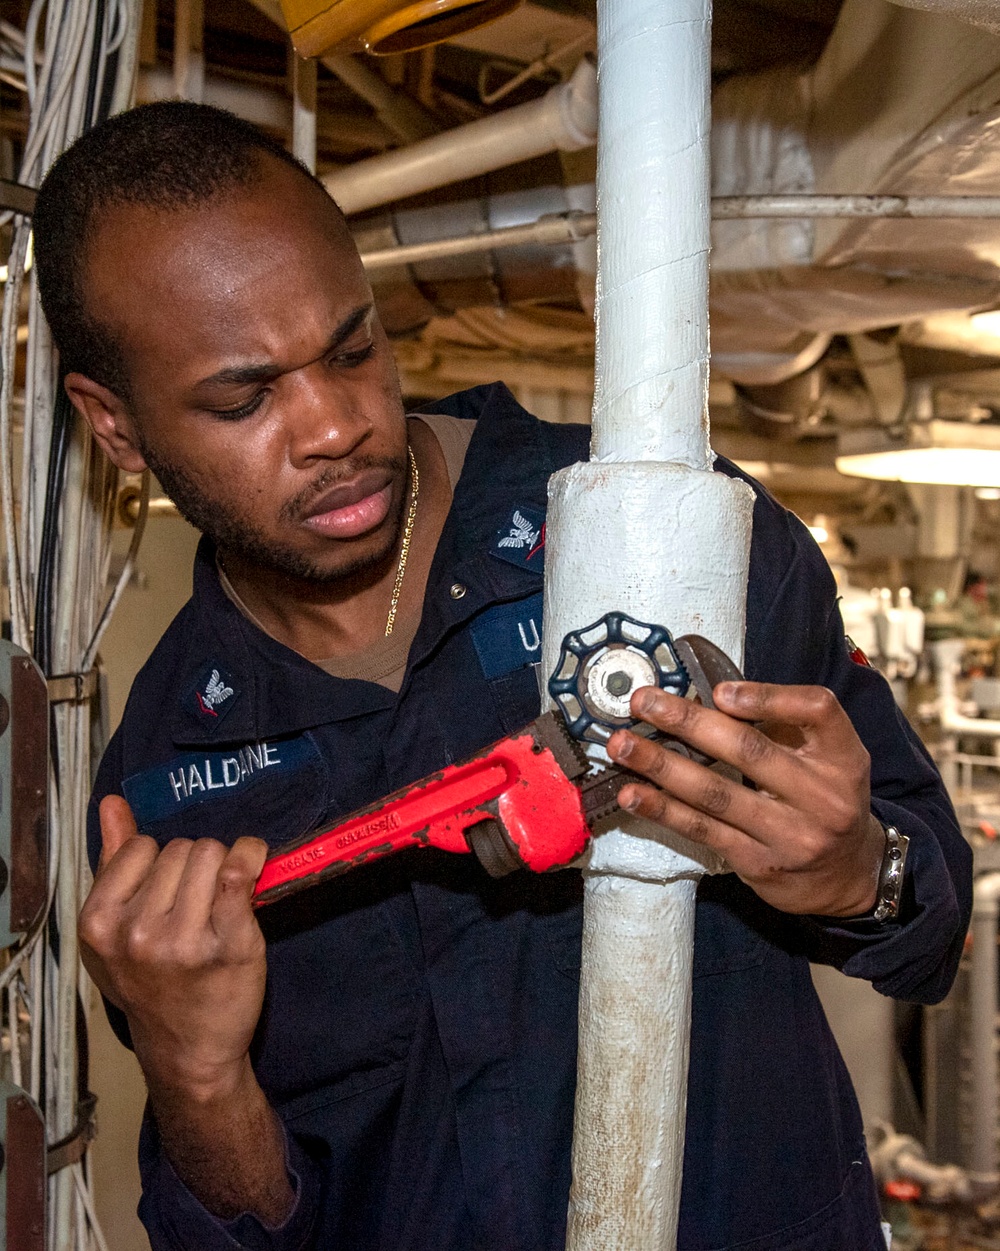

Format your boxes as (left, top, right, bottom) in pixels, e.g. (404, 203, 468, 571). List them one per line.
(291, 54, 317, 175)
(359, 193, 1000, 270)
(712, 194, 1000, 218)
(323, 57, 597, 216)
(971, 873, 1000, 1176)
(359, 210, 596, 270)
(173, 0, 204, 104)
(543, 2, 755, 1248)
(933, 639, 1000, 738)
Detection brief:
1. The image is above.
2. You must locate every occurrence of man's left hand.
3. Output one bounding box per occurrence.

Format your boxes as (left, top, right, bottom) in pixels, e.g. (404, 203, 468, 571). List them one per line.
(607, 681, 887, 917)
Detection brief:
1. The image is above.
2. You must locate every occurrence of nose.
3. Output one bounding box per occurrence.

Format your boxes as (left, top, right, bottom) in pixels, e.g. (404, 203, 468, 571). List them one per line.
(283, 363, 373, 468)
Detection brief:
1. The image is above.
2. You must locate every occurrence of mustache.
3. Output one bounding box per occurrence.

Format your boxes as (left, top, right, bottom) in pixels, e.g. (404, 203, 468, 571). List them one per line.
(279, 453, 407, 525)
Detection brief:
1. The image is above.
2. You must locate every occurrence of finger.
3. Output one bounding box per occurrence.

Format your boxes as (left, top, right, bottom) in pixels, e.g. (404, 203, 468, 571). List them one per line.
(609, 729, 774, 842)
(211, 837, 268, 938)
(170, 838, 229, 931)
(98, 795, 140, 868)
(89, 798, 159, 905)
(128, 837, 197, 916)
(617, 781, 766, 870)
(712, 682, 862, 763)
(624, 689, 790, 788)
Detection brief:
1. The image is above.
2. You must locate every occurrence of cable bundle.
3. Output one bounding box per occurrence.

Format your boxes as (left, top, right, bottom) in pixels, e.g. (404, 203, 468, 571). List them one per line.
(0, 3, 142, 1248)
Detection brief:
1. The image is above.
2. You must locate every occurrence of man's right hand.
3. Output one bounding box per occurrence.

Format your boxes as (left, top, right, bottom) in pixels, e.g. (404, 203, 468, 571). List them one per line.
(81, 798, 296, 1223)
(79, 796, 269, 1100)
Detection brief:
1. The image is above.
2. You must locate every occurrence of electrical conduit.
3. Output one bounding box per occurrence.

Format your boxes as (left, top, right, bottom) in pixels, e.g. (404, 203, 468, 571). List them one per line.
(541, 2, 754, 1248)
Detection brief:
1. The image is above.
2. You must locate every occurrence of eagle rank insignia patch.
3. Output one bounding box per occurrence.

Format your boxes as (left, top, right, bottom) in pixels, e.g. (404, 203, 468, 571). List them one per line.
(491, 505, 546, 570)
(188, 663, 241, 726)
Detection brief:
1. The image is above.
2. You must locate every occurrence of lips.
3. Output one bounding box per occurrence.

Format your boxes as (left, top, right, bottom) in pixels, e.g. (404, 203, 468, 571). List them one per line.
(300, 468, 395, 540)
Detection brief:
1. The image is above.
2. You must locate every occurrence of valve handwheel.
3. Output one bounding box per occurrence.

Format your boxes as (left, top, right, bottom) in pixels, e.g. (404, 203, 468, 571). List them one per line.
(548, 612, 691, 745)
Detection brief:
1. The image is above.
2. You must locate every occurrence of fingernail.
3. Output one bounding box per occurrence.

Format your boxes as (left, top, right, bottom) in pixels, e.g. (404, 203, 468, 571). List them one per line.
(635, 689, 654, 713)
(610, 732, 633, 760)
(620, 788, 640, 811)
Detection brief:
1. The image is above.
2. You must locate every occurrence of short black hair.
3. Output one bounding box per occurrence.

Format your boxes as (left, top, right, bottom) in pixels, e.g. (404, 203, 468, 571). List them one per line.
(33, 101, 328, 404)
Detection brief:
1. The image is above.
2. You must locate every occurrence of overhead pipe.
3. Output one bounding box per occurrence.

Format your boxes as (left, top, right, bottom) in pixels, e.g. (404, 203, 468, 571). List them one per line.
(352, 168, 595, 335)
(291, 52, 317, 174)
(323, 56, 597, 215)
(359, 195, 1000, 270)
(173, 0, 204, 103)
(137, 66, 392, 149)
(359, 209, 595, 269)
(541, 2, 754, 1247)
(323, 52, 438, 143)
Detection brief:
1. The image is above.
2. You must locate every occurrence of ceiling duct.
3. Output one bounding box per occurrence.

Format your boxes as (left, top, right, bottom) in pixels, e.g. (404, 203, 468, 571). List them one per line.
(351, 156, 595, 335)
(278, 0, 522, 58)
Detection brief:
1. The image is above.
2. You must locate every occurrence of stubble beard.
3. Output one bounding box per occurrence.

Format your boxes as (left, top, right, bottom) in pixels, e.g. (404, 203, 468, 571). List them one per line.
(139, 441, 409, 586)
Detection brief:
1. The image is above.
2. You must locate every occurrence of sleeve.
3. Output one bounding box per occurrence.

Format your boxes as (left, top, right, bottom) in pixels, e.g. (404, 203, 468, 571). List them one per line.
(740, 473, 972, 1004)
(137, 1111, 325, 1251)
(88, 738, 328, 1250)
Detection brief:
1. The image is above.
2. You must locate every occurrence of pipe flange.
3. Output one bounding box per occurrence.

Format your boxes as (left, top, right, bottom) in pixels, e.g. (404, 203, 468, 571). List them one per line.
(549, 612, 689, 744)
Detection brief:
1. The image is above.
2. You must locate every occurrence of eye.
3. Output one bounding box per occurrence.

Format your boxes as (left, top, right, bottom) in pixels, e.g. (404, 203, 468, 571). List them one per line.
(209, 391, 267, 421)
(335, 342, 376, 368)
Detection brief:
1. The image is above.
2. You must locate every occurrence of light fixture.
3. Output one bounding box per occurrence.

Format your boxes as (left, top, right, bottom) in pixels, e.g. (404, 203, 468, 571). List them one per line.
(971, 310, 1000, 337)
(279, 0, 521, 58)
(836, 421, 1000, 487)
(977, 487, 1000, 500)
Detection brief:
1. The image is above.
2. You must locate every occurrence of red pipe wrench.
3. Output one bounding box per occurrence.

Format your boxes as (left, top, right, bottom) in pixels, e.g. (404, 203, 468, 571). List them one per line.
(253, 629, 741, 909)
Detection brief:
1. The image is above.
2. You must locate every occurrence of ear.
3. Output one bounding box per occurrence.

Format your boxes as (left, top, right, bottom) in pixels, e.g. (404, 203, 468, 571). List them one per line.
(64, 373, 148, 474)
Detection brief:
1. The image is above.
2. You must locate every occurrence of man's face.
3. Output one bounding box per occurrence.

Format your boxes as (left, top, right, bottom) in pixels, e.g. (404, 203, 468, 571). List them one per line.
(81, 156, 408, 584)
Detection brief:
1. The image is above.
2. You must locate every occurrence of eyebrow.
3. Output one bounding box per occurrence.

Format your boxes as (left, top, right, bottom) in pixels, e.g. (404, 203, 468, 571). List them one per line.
(193, 304, 374, 391)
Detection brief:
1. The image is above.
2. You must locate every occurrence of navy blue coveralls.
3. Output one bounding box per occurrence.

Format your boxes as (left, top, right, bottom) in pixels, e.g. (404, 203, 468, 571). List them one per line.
(89, 383, 971, 1251)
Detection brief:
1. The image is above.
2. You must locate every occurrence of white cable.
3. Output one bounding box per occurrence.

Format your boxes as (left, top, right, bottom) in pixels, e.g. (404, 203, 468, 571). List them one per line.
(82, 470, 147, 671)
(23, 0, 45, 105)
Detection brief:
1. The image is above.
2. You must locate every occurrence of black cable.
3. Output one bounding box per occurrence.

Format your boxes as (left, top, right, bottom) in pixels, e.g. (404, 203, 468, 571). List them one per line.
(33, 383, 72, 678)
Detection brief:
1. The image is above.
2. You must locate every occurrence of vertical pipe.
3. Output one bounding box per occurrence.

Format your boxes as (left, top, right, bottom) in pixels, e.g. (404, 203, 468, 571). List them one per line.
(291, 52, 317, 175)
(970, 874, 1000, 1177)
(173, 0, 204, 103)
(542, 3, 755, 1249)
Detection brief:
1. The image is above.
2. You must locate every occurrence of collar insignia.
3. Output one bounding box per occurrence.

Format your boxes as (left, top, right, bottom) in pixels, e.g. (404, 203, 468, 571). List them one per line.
(491, 505, 546, 571)
(189, 664, 240, 725)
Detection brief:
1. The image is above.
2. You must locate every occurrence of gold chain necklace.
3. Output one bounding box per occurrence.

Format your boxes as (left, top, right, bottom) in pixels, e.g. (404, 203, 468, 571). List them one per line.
(385, 445, 419, 637)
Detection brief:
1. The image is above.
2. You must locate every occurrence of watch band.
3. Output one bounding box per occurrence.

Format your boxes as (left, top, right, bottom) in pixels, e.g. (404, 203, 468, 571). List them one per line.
(872, 824, 909, 922)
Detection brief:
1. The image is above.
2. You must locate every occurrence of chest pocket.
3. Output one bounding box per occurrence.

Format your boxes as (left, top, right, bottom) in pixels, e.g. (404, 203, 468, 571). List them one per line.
(122, 732, 331, 849)
(470, 592, 544, 734)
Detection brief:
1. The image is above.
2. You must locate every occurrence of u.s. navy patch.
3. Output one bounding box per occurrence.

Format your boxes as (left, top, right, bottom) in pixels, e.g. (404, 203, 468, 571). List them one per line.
(470, 592, 544, 680)
(187, 662, 240, 726)
(123, 736, 317, 827)
(491, 505, 546, 570)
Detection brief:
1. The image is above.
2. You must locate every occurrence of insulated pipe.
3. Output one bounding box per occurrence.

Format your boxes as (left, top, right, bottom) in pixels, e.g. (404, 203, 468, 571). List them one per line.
(359, 210, 596, 269)
(542, 3, 754, 1248)
(173, 0, 204, 103)
(971, 873, 1000, 1176)
(291, 53, 317, 174)
(323, 57, 597, 216)
(358, 195, 1000, 270)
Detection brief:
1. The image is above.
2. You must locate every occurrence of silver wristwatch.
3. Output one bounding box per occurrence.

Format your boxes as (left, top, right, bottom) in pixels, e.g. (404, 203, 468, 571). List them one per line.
(872, 824, 909, 922)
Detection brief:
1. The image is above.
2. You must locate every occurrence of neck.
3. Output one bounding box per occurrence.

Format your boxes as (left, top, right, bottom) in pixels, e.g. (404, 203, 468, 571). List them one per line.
(221, 419, 451, 661)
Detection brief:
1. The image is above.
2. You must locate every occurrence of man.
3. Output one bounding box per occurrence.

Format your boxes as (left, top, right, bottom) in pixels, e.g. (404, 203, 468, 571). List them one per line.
(33, 102, 969, 1250)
